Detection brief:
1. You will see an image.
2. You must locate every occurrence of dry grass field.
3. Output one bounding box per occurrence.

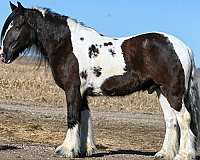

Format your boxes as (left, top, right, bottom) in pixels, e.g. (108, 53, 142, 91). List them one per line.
(0, 58, 161, 113)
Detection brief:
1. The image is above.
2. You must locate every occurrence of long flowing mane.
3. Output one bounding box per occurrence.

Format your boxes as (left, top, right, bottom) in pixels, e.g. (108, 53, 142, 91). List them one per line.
(28, 7, 103, 66)
(33, 7, 96, 32)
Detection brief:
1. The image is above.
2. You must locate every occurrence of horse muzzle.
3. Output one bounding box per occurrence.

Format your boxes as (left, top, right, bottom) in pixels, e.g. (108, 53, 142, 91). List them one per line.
(0, 47, 5, 62)
(0, 48, 13, 64)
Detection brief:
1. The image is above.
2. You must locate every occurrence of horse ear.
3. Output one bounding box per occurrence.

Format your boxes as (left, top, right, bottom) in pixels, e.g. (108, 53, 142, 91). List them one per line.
(9, 1, 17, 11)
(17, 1, 25, 10)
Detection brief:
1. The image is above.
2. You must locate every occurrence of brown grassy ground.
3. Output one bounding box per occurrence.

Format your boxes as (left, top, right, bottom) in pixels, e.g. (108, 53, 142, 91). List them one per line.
(0, 58, 161, 113)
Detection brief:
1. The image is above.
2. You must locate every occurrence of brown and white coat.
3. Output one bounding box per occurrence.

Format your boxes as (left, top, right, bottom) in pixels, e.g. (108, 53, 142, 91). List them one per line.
(1, 2, 199, 160)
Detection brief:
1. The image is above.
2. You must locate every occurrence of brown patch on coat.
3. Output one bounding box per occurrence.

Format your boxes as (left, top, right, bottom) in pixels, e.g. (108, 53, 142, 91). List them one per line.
(101, 33, 185, 111)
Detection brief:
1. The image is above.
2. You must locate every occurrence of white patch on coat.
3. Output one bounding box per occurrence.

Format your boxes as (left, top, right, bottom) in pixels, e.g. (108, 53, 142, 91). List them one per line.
(160, 33, 192, 90)
(142, 39, 149, 48)
(55, 124, 80, 157)
(0, 47, 3, 55)
(4, 21, 13, 39)
(155, 94, 179, 159)
(67, 18, 128, 95)
(34, 7, 47, 17)
(1, 21, 13, 49)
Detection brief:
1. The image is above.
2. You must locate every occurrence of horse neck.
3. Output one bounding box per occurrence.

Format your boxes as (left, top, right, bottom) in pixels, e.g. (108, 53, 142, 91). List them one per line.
(31, 14, 71, 56)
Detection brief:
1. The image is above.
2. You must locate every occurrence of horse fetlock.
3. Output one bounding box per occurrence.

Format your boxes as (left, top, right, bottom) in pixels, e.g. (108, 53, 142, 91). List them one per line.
(154, 151, 165, 160)
(86, 144, 97, 156)
(174, 152, 196, 160)
(80, 142, 97, 156)
(55, 144, 80, 158)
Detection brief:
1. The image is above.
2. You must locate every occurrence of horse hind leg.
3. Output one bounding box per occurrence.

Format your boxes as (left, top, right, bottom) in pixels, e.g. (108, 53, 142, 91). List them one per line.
(155, 94, 179, 160)
(174, 99, 196, 160)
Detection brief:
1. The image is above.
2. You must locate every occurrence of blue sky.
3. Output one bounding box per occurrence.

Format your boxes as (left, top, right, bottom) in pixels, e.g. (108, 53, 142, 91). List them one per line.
(0, 0, 200, 67)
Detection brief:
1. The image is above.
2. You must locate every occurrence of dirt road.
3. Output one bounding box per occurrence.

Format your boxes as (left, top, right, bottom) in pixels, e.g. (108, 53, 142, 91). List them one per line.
(0, 103, 199, 160)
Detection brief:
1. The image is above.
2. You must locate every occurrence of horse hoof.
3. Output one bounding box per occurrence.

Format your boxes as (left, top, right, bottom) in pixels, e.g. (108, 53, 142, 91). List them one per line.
(55, 144, 80, 158)
(80, 145, 97, 157)
(154, 151, 165, 160)
(155, 150, 175, 160)
(86, 145, 97, 156)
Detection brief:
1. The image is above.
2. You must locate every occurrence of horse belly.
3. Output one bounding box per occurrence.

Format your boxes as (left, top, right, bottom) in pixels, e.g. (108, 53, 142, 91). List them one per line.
(99, 71, 155, 96)
(85, 68, 126, 96)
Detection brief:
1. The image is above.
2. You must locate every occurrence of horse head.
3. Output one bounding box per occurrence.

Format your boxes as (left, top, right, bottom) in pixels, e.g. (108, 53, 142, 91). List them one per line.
(0, 2, 36, 63)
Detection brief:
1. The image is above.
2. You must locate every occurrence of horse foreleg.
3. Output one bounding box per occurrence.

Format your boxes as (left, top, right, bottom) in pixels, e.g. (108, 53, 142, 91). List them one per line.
(55, 86, 81, 158)
(80, 95, 97, 156)
(155, 94, 179, 160)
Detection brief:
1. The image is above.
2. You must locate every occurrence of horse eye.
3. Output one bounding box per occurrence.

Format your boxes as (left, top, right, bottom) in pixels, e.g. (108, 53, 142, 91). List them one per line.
(15, 26, 20, 31)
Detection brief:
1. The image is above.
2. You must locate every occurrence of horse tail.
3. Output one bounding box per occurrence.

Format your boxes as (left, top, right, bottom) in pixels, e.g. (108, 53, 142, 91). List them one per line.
(184, 48, 200, 144)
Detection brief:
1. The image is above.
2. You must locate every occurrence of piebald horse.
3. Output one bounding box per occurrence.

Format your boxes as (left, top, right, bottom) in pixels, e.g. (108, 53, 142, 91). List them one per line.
(0, 2, 199, 160)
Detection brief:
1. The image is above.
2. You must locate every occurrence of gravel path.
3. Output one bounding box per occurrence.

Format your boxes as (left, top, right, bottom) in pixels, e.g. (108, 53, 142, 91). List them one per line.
(0, 103, 199, 160)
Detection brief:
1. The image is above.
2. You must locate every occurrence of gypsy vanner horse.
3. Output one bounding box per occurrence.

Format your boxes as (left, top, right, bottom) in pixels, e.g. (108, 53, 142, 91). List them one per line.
(0, 2, 199, 160)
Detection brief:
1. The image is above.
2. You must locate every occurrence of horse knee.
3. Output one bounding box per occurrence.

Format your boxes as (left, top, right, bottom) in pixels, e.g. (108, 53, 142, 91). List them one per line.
(176, 107, 191, 128)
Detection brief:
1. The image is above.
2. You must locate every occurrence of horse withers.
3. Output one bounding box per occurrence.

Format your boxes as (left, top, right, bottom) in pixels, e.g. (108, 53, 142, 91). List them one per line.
(1, 2, 199, 159)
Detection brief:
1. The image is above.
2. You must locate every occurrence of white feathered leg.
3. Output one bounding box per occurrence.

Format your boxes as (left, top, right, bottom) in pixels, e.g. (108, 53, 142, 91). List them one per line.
(174, 102, 196, 160)
(55, 124, 80, 157)
(155, 94, 179, 160)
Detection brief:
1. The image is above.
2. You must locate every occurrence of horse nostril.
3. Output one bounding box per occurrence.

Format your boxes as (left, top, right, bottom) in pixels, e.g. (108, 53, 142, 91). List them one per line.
(0, 53, 4, 61)
(0, 49, 6, 62)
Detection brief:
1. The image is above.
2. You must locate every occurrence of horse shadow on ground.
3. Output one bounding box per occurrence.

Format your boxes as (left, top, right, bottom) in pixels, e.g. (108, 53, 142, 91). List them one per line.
(91, 145, 200, 159)
(92, 150, 200, 159)
(91, 149, 156, 157)
(89, 145, 156, 158)
(0, 144, 20, 151)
